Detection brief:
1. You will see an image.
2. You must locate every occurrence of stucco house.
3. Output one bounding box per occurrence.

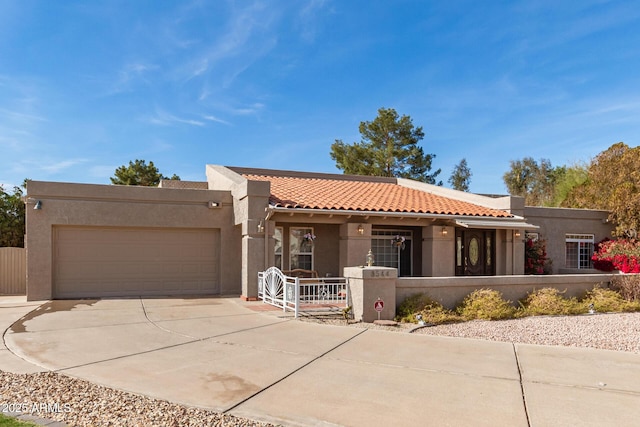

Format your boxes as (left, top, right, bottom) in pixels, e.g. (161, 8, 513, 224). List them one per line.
(24, 165, 613, 302)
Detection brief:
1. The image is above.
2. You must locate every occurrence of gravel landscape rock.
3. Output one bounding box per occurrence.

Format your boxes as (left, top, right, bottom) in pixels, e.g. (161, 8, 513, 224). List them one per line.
(305, 311, 640, 354)
(412, 312, 640, 353)
(2, 312, 639, 426)
(0, 371, 279, 427)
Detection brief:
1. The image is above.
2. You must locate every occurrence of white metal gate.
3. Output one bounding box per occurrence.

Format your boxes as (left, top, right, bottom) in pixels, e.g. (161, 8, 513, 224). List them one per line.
(258, 267, 349, 318)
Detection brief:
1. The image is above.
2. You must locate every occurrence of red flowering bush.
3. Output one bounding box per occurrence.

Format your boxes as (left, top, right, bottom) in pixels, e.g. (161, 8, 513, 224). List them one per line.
(525, 238, 548, 275)
(592, 238, 640, 273)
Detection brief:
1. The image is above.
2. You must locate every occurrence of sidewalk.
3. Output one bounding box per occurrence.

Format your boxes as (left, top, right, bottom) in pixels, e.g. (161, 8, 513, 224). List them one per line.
(2, 296, 640, 426)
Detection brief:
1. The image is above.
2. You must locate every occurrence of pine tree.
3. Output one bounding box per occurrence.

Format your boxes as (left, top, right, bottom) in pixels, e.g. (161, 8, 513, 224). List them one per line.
(448, 158, 472, 191)
(330, 108, 441, 184)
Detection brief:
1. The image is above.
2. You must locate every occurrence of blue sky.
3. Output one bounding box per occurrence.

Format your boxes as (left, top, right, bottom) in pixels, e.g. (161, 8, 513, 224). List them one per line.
(1, 0, 640, 194)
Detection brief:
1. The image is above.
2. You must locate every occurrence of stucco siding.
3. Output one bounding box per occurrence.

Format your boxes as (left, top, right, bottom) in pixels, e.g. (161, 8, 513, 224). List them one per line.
(26, 181, 240, 300)
(524, 207, 614, 274)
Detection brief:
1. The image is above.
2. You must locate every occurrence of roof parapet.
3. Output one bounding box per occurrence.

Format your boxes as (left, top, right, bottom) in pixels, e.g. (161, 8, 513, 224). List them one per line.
(396, 178, 524, 215)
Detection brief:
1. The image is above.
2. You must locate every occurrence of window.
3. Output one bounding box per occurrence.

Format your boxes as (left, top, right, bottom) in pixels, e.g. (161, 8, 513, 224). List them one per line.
(371, 229, 412, 275)
(274, 227, 283, 269)
(565, 234, 594, 269)
(290, 227, 314, 270)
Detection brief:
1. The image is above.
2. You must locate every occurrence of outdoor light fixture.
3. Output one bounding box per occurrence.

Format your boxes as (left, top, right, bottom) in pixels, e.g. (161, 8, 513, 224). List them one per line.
(441, 227, 448, 236)
(34, 200, 42, 210)
(357, 224, 364, 235)
(515, 231, 521, 238)
(366, 249, 374, 267)
(257, 220, 265, 233)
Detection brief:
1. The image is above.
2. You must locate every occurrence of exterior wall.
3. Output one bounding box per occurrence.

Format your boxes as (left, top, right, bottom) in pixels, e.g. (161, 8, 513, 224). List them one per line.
(26, 181, 240, 301)
(496, 229, 525, 275)
(422, 226, 455, 276)
(339, 223, 371, 273)
(0, 247, 26, 295)
(206, 165, 270, 299)
(524, 207, 614, 274)
(397, 274, 614, 309)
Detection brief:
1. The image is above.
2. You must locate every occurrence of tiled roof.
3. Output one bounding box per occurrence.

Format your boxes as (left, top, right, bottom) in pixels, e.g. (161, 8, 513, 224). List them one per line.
(243, 174, 512, 218)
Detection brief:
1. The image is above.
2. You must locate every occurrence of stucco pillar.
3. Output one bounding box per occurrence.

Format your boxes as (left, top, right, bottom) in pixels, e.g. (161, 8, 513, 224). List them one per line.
(503, 229, 528, 275)
(513, 229, 525, 275)
(503, 229, 514, 275)
(263, 219, 276, 269)
(344, 266, 397, 322)
(241, 218, 265, 300)
(339, 223, 371, 271)
(422, 225, 455, 277)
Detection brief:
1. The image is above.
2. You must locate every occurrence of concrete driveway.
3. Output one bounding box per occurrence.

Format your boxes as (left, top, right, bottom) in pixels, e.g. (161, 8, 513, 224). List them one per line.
(2, 296, 640, 426)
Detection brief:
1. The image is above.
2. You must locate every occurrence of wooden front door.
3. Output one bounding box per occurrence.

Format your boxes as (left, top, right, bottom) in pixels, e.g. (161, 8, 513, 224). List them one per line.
(455, 229, 495, 276)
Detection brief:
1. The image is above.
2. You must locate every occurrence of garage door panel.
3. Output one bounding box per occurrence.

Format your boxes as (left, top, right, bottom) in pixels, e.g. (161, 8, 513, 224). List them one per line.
(53, 227, 220, 298)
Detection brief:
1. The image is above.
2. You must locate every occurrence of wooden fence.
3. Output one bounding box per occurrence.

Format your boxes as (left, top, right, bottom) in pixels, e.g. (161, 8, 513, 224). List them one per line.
(0, 247, 26, 295)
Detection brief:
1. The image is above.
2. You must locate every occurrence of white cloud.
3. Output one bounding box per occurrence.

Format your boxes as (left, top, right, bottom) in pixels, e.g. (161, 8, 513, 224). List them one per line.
(41, 159, 89, 173)
(144, 109, 205, 127)
(109, 62, 159, 94)
(203, 115, 231, 125)
(0, 108, 47, 124)
(0, 75, 47, 157)
(297, 0, 331, 42)
(228, 102, 265, 116)
(180, 1, 279, 85)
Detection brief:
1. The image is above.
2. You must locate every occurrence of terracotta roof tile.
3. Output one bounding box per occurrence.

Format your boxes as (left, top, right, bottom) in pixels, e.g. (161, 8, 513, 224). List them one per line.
(243, 174, 512, 218)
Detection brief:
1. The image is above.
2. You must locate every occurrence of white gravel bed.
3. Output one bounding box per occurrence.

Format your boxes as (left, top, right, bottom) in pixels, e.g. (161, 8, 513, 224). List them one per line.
(3, 312, 639, 426)
(304, 311, 640, 353)
(0, 371, 279, 427)
(412, 312, 640, 353)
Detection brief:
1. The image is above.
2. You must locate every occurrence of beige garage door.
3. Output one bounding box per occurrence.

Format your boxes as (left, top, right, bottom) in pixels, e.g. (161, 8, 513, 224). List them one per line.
(53, 226, 219, 298)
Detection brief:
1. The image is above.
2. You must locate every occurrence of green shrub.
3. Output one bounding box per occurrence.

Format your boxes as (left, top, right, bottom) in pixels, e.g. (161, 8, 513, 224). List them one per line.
(396, 293, 436, 323)
(581, 286, 640, 313)
(396, 286, 640, 327)
(519, 288, 584, 316)
(457, 289, 518, 321)
(418, 305, 463, 325)
(610, 274, 640, 301)
(396, 293, 462, 325)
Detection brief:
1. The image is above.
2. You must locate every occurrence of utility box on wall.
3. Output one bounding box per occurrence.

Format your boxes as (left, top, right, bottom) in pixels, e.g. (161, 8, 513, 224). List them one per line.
(344, 266, 397, 322)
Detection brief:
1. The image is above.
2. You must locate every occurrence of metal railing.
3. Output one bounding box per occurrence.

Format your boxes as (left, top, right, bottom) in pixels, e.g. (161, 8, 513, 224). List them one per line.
(258, 267, 349, 318)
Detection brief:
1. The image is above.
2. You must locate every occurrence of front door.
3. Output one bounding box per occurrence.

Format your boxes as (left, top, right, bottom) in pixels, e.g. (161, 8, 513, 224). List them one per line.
(455, 229, 495, 276)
